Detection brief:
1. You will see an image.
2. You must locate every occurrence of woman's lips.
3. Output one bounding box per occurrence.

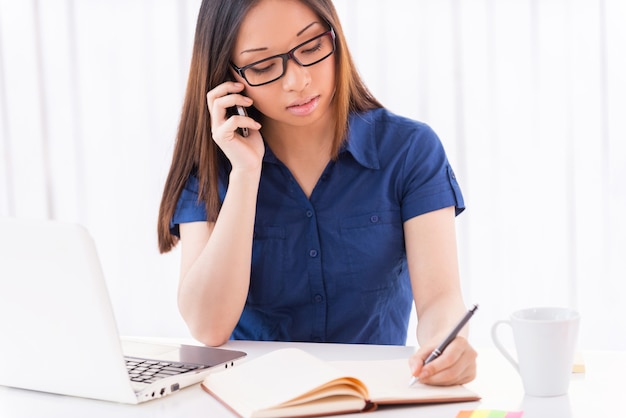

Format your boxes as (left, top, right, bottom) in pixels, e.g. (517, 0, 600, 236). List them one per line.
(286, 95, 320, 116)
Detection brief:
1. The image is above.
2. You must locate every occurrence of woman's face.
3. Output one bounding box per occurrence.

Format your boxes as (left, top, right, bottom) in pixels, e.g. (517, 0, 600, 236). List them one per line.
(231, 0, 336, 130)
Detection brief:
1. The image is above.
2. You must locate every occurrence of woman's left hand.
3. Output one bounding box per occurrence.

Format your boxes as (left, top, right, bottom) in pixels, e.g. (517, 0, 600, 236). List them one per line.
(408, 336, 477, 386)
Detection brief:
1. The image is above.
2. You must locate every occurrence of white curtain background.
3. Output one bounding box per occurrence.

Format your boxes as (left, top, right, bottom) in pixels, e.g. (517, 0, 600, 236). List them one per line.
(1, 0, 624, 350)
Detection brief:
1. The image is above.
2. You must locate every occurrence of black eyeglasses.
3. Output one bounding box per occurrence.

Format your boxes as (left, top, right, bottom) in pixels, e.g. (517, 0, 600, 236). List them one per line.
(230, 28, 336, 87)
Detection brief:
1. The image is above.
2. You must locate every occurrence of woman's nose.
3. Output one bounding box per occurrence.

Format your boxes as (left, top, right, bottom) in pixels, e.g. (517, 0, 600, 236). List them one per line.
(281, 59, 311, 92)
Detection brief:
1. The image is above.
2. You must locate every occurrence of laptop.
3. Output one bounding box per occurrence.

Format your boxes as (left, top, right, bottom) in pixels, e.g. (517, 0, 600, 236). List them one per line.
(0, 217, 246, 404)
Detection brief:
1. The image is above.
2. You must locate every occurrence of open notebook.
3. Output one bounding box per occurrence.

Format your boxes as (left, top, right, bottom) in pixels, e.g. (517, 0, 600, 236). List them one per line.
(202, 348, 480, 417)
(0, 217, 246, 404)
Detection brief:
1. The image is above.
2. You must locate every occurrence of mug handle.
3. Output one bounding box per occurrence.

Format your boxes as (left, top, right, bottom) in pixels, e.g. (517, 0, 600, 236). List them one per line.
(491, 320, 520, 373)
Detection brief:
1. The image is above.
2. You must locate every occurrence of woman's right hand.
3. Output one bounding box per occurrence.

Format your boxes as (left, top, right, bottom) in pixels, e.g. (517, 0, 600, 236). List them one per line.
(206, 81, 264, 173)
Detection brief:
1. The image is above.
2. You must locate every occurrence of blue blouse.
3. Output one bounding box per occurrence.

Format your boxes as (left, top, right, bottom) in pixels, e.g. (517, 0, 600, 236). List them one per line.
(171, 108, 464, 345)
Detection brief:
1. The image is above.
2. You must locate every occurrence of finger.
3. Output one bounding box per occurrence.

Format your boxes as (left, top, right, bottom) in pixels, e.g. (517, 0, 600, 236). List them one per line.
(206, 84, 249, 121)
(419, 339, 477, 386)
(205, 81, 245, 109)
(229, 115, 261, 133)
(423, 366, 472, 386)
(220, 116, 262, 140)
(417, 338, 464, 379)
(423, 355, 477, 386)
(408, 345, 434, 377)
(422, 343, 462, 377)
(212, 115, 262, 144)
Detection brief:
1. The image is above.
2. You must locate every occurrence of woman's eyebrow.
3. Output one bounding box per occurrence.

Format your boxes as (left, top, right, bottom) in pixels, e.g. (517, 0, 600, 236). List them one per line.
(240, 47, 268, 55)
(240, 21, 321, 55)
(297, 21, 320, 37)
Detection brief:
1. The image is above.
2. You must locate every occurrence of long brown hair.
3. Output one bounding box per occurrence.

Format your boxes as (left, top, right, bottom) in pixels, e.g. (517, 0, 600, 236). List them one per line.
(157, 0, 382, 253)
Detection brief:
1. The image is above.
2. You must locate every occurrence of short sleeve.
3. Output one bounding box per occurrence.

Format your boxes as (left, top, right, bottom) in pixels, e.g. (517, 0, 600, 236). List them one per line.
(400, 125, 465, 222)
(169, 174, 208, 237)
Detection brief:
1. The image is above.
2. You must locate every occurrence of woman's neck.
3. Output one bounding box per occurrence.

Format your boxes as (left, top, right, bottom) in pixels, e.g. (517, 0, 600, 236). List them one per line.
(261, 114, 336, 163)
(261, 114, 336, 198)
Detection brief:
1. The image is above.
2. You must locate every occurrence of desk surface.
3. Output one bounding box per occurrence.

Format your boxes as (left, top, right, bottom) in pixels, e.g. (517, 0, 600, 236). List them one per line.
(0, 339, 622, 418)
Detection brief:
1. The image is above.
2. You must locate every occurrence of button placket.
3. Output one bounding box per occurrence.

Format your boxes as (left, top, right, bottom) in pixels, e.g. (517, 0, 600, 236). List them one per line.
(303, 203, 327, 341)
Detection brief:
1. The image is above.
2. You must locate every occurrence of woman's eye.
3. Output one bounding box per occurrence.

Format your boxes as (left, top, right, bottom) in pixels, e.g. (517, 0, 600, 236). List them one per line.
(250, 62, 275, 74)
(302, 41, 322, 54)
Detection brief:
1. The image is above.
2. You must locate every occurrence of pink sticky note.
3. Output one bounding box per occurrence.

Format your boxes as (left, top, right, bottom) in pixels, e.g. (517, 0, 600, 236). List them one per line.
(456, 410, 524, 418)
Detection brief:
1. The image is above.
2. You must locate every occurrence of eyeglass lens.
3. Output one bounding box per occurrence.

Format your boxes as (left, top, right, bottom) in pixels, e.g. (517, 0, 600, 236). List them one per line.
(242, 32, 334, 86)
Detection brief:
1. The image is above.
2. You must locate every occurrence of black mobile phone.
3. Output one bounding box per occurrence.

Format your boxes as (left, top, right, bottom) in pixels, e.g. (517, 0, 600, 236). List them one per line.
(225, 73, 250, 138)
(227, 104, 250, 137)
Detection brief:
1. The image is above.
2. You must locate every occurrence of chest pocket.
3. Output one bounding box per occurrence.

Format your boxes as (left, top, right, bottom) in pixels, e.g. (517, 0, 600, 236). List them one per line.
(339, 210, 405, 291)
(249, 226, 286, 306)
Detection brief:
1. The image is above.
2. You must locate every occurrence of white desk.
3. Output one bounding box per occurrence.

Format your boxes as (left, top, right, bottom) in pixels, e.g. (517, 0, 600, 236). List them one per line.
(0, 340, 622, 418)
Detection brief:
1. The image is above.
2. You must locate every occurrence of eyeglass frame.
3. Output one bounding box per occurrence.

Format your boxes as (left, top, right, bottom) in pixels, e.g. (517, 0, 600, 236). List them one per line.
(230, 27, 337, 87)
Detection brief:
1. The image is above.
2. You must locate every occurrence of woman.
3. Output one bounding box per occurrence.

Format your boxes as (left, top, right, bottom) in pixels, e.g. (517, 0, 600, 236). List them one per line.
(157, 0, 476, 386)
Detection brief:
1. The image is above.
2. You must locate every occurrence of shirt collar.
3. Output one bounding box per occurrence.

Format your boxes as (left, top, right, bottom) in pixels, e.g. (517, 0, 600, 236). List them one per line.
(342, 110, 380, 170)
(261, 109, 381, 170)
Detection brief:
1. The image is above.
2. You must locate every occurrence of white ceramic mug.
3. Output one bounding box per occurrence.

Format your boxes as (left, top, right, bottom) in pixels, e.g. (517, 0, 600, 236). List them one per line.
(491, 307, 580, 397)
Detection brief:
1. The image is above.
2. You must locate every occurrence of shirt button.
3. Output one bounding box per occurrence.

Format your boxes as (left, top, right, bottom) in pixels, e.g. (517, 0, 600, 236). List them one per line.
(309, 249, 318, 258)
(314, 294, 323, 303)
(306, 210, 313, 218)
(370, 215, 379, 223)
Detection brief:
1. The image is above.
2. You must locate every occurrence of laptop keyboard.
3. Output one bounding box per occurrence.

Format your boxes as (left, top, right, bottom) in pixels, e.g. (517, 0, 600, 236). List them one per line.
(125, 356, 204, 384)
